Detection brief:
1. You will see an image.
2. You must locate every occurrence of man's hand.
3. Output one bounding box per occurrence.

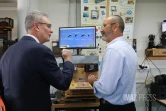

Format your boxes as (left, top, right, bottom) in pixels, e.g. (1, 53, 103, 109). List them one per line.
(88, 74, 97, 86)
(61, 49, 72, 62)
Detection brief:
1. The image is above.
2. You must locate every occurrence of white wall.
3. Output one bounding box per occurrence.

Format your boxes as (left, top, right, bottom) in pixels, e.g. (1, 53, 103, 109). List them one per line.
(38, 0, 80, 49)
(37, 0, 166, 62)
(134, 0, 166, 62)
(37, 0, 166, 70)
(134, 1, 166, 111)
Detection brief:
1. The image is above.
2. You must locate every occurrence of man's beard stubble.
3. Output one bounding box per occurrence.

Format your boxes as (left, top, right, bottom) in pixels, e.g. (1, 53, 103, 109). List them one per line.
(101, 30, 114, 41)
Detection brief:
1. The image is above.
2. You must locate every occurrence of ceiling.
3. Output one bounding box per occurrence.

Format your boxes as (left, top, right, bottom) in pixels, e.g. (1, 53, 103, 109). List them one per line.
(0, 0, 17, 3)
(0, 0, 17, 7)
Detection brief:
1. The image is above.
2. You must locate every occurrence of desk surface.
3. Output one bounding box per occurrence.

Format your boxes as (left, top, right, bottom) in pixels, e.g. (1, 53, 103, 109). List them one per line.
(155, 98, 166, 106)
(148, 94, 166, 111)
(52, 102, 100, 108)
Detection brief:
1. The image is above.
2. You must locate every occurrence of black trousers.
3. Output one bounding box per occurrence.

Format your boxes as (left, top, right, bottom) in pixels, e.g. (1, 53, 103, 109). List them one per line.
(99, 99, 136, 111)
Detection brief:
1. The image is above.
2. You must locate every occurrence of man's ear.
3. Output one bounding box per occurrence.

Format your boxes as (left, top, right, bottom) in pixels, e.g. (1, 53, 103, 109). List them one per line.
(33, 22, 40, 31)
(113, 23, 119, 32)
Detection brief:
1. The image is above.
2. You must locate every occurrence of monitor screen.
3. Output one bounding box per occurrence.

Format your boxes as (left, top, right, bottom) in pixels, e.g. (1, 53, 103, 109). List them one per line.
(162, 22, 166, 33)
(59, 26, 96, 49)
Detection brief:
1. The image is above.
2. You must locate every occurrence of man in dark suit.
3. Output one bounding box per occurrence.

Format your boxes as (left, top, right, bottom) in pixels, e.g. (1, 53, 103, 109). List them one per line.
(0, 10, 74, 111)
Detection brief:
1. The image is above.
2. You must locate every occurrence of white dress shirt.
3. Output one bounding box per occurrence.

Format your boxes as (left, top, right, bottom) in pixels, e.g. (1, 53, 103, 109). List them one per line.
(93, 36, 137, 105)
(26, 34, 40, 43)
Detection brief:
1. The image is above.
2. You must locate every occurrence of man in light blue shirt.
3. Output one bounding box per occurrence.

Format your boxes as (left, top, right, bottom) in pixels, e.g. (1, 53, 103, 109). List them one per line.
(88, 15, 137, 111)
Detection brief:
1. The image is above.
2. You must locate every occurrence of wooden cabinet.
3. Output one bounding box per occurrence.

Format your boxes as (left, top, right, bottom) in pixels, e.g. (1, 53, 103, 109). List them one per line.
(146, 49, 166, 60)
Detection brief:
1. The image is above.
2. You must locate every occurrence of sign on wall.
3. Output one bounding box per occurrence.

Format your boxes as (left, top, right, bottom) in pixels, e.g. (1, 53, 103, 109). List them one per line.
(81, 0, 107, 26)
(109, 0, 136, 45)
(81, 0, 136, 57)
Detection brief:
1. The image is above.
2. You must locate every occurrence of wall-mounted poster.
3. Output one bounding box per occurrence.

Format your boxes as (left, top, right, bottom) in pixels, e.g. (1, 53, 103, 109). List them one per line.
(81, 0, 136, 57)
(109, 0, 136, 44)
(81, 0, 107, 26)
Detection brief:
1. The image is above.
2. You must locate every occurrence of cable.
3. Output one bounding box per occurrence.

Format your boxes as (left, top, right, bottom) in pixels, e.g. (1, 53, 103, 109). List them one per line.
(144, 67, 155, 109)
(138, 49, 149, 71)
(145, 69, 150, 94)
(140, 49, 149, 65)
(138, 68, 146, 73)
(147, 60, 154, 78)
(138, 49, 149, 72)
(136, 84, 144, 89)
(145, 49, 161, 75)
(147, 57, 161, 75)
(143, 49, 163, 111)
(155, 26, 162, 38)
(145, 102, 148, 111)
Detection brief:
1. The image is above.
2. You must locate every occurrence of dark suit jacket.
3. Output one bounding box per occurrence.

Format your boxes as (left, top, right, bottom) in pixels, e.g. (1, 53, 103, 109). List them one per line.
(0, 36, 74, 111)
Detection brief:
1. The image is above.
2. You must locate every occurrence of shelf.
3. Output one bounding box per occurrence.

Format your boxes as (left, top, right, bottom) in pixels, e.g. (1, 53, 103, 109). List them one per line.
(146, 49, 166, 60)
(147, 57, 166, 60)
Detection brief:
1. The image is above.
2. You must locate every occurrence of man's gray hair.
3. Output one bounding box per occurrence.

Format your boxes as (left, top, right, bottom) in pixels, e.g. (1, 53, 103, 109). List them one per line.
(112, 15, 125, 33)
(25, 10, 48, 32)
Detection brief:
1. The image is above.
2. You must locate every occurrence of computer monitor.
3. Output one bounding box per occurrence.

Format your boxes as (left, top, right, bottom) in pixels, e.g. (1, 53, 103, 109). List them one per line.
(162, 21, 166, 33)
(59, 26, 96, 50)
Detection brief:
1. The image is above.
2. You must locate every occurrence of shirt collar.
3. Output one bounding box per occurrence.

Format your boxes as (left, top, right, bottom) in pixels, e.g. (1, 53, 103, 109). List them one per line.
(106, 36, 125, 47)
(26, 34, 40, 43)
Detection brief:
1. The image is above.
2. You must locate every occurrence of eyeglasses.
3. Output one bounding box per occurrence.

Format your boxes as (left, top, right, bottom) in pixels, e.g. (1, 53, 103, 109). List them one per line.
(101, 22, 117, 28)
(38, 22, 52, 29)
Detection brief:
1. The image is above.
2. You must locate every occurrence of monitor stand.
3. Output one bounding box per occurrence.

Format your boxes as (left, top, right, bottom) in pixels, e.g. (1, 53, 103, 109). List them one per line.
(72, 49, 85, 56)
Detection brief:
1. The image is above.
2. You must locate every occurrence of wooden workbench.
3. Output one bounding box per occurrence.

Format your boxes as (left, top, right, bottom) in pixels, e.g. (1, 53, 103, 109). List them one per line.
(148, 95, 166, 111)
(52, 64, 99, 111)
(52, 102, 99, 111)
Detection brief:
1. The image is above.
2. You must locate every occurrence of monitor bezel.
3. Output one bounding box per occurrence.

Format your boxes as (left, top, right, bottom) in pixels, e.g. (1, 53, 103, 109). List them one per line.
(58, 26, 96, 49)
